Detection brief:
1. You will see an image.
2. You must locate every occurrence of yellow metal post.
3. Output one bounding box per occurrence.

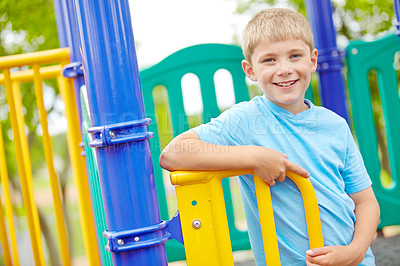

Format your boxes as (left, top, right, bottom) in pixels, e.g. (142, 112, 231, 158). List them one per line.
(2, 68, 46, 265)
(0, 118, 20, 266)
(254, 174, 280, 266)
(0, 48, 101, 265)
(0, 192, 12, 266)
(286, 172, 324, 249)
(57, 67, 101, 266)
(172, 171, 234, 266)
(32, 64, 71, 265)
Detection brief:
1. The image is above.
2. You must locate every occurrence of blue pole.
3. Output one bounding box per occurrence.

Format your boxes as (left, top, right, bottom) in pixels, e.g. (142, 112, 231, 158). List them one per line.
(394, 0, 400, 37)
(72, 0, 168, 265)
(305, 0, 349, 122)
(53, 0, 85, 126)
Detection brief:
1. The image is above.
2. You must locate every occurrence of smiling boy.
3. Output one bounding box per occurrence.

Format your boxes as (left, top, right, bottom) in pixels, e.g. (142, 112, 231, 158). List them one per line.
(160, 8, 379, 265)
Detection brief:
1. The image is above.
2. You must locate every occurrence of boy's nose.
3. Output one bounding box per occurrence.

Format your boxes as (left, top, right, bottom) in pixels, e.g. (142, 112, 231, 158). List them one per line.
(276, 61, 293, 76)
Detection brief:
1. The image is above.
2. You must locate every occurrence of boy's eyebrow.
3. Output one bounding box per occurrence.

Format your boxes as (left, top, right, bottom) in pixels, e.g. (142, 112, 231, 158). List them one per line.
(259, 48, 306, 57)
(288, 48, 306, 53)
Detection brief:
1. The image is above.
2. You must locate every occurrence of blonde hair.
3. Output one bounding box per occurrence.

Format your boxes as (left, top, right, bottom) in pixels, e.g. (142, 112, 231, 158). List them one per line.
(242, 8, 314, 62)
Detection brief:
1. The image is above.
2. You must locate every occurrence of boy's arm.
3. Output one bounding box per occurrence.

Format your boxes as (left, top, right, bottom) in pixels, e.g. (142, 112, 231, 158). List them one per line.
(159, 130, 310, 186)
(306, 186, 380, 266)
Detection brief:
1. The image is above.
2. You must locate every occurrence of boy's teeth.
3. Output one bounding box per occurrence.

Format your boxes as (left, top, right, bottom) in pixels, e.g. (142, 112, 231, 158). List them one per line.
(277, 81, 295, 86)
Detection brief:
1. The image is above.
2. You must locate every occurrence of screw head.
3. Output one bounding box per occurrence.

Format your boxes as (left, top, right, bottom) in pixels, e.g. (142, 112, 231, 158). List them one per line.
(117, 239, 124, 246)
(134, 237, 140, 242)
(192, 219, 202, 229)
(110, 131, 115, 139)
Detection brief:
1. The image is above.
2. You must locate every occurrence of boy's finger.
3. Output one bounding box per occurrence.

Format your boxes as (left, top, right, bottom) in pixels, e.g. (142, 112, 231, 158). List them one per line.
(306, 247, 330, 257)
(285, 160, 310, 178)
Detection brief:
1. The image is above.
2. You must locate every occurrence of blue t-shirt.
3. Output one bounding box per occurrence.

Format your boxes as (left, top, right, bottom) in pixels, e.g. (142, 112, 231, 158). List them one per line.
(192, 96, 375, 266)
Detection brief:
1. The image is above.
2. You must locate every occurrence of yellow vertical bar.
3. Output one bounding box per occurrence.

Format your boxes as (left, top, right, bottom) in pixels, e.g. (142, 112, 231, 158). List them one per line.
(0, 121, 20, 266)
(57, 65, 101, 265)
(254, 174, 281, 266)
(32, 64, 71, 265)
(175, 182, 221, 266)
(173, 172, 234, 266)
(286, 172, 324, 249)
(11, 81, 42, 252)
(3, 68, 46, 265)
(0, 191, 12, 265)
(208, 177, 234, 265)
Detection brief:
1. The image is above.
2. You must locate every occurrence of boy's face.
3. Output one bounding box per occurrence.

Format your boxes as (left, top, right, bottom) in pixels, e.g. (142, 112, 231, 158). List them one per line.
(242, 39, 318, 114)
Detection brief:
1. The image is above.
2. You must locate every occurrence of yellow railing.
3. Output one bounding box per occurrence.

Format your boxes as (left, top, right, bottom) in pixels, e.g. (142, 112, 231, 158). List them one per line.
(0, 49, 100, 265)
(171, 170, 324, 266)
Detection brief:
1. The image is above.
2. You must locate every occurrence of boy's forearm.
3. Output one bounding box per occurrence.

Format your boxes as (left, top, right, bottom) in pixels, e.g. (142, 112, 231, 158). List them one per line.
(160, 130, 310, 186)
(349, 187, 380, 263)
(159, 130, 255, 171)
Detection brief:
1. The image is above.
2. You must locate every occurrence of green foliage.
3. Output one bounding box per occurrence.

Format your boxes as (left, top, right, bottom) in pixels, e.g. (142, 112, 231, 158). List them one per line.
(234, 0, 396, 44)
(0, 0, 59, 55)
(0, 0, 61, 179)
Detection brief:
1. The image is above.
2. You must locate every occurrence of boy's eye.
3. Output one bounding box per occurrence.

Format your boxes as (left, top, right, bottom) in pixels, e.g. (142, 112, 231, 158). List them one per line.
(264, 58, 275, 63)
(291, 54, 302, 59)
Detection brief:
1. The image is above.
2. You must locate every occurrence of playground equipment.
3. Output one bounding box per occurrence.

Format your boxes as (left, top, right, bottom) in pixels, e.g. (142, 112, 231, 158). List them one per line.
(0, 49, 100, 265)
(1, 0, 400, 265)
(172, 170, 323, 266)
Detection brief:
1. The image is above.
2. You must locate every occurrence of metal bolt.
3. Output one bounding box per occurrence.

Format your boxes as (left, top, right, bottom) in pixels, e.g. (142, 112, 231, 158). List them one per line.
(352, 48, 358, 55)
(332, 50, 339, 57)
(192, 219, 202, 229)
(134, 237, 140, 242)
(118, 239, 124, 246)
(110, 131, 115, 139)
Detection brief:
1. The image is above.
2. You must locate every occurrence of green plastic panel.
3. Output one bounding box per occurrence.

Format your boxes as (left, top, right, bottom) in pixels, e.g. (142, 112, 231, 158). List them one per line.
(80, 85, 113, 265)
(345, 33, 400, 229)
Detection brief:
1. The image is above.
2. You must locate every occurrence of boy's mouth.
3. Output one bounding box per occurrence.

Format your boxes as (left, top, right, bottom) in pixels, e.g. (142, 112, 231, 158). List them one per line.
(274, 79, 299, 88)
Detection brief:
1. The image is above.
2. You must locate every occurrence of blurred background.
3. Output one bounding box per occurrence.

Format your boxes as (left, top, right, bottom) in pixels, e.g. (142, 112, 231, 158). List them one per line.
(0, 0, 398, 264)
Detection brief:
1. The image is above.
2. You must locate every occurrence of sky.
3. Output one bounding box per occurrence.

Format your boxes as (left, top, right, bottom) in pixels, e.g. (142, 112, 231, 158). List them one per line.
(129, 0, 251, 69)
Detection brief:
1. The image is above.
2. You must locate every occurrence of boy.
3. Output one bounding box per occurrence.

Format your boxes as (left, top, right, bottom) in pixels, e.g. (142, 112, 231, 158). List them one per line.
(160, 8, 380, 266)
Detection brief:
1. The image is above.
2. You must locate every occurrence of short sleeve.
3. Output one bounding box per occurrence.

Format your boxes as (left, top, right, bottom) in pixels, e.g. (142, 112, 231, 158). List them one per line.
(192, 103, 249, 146)
(341, 126, 372, 194)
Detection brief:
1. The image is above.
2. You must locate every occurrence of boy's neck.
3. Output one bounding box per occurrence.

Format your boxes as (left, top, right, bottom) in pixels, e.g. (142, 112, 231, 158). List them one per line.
(265, 95, 309, 115)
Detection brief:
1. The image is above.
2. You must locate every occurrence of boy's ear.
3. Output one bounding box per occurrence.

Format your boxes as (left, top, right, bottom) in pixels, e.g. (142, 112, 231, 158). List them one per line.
(242, 60, 257, 82)
(310, 49, 318, 72)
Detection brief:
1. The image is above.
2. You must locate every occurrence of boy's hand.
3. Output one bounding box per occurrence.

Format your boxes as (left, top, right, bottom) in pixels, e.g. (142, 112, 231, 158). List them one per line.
(252, 146, 310, 186)
(305, 245, 361, 266)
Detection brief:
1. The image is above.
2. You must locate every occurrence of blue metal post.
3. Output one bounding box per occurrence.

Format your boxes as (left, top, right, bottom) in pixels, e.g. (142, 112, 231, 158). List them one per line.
(305, 0, 349, 122)
(53, 0, 85, 125)
(72, 0, 168, 265)
(394, 0, 400, 37)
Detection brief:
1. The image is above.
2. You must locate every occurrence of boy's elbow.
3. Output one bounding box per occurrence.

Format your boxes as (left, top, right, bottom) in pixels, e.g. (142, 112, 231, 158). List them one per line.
(159, 148, 176, 171)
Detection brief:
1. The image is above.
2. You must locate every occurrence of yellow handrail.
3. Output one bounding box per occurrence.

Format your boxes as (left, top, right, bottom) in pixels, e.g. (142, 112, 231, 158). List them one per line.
(171, 170, 324, 266)
(0, 65, 62, 83)
(0, 48, 69, 68)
